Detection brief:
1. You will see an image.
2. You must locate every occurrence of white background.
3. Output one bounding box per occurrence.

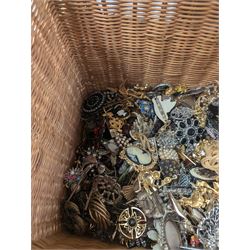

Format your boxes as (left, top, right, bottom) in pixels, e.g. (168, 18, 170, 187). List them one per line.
(0, 0, 250, 249)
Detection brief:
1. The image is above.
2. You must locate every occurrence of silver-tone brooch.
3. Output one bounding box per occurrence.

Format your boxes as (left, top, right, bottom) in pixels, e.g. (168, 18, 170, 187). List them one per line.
(170, 106, 194, 121)
(156, 130, 178, 149)
(197, 202, 219, 249)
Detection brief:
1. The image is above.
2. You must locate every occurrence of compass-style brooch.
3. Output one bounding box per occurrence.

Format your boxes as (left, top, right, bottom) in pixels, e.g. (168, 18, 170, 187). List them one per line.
(118, 207, 147, 240)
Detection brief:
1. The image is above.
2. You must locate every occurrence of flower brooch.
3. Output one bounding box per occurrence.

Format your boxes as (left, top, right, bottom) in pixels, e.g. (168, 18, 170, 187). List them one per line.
(174, 118, 205, 153)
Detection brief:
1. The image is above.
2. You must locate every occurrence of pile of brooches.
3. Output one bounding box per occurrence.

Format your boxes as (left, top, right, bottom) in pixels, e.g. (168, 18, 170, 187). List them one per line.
(62, 82, 219, 249)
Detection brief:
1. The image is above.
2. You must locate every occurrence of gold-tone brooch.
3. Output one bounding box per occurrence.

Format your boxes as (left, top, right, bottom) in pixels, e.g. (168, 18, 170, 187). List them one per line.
(120, 143, 158, 172)
(194, 84, 218, 128)
(179, 181, 219, 209)
(109, 82, 150, 101)
(117, 207, 147, 239)
(104, 111, 124, 133)
(193, 139, 219, 174)
(165, 85, 187, 96)
(88, 193, 111, 231)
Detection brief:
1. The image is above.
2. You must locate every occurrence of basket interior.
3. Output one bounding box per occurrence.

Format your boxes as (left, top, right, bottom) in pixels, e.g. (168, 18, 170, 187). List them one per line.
(31, 0, 218, 248)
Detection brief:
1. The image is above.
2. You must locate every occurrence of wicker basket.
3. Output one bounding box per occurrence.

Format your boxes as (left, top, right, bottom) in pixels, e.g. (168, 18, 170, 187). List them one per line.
(32, 0, 218, 249)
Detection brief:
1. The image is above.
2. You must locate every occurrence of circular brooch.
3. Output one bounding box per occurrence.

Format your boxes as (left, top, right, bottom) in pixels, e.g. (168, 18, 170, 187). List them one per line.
(174, 118, 204, 152)
(118, 207, 147, 239)
(82, 92, 106, 113)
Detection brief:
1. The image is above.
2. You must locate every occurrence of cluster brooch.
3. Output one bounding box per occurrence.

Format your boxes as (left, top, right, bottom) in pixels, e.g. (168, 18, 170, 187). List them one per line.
(62, 83, 219, 249)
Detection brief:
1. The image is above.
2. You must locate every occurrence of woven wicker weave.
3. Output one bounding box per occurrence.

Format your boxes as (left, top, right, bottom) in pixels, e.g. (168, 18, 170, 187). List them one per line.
(32, 0, 218, 247)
